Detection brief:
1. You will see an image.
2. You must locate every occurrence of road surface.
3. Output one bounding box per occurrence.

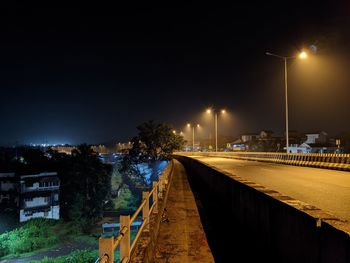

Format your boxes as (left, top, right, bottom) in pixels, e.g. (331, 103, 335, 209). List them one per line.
(191, 156, 350, 221)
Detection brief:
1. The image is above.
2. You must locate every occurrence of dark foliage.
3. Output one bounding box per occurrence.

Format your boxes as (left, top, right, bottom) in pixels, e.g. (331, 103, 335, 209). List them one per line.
(55, 144, 112, 230)
(119, 121, 184, 194)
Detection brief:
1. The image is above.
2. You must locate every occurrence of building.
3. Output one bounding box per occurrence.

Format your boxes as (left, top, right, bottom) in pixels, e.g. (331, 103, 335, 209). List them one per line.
(304, 131, 328, 144)
(259, 130, 274, 139)
(0, 173, 19, 211)
(0, 172, 60, 222)
(287, 131, 339, 153)
(287, 143, 312, 153)
(20, 172, 60, 222)
(241, 133, 259, 143)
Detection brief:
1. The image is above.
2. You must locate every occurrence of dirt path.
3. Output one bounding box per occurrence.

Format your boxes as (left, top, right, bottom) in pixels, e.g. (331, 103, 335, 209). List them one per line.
(0, 241, 97, 263)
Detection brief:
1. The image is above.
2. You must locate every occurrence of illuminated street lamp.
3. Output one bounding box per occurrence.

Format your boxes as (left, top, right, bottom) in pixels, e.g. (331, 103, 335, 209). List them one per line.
(206, 108, 226, 152)
(265, 50, 308, 153)
(187, 123, 200, 151)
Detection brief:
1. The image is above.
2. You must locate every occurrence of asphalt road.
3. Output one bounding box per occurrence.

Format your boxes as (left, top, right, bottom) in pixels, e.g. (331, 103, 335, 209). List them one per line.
(191, 156, 350, 222)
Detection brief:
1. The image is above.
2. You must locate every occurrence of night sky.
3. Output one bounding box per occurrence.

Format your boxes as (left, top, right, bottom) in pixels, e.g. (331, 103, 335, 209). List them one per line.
(1, 2, 350, 145)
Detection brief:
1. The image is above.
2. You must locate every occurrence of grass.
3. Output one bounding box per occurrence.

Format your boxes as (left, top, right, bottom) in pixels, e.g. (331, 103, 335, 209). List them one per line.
(28, 249, 99, 263)
(0, 219, 98, 260)
(0, 244, 60, 260)
(71, 234, 98, 245)
(0, 218, 59, 258)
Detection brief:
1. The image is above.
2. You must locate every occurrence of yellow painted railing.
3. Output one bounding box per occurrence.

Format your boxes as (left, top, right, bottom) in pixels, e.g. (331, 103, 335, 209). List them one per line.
(96, 161, 172, 263)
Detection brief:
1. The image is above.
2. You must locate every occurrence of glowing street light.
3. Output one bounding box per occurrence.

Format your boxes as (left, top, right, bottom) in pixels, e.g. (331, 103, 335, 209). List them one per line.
(187, 123, 200, 151)
(299, 51, 308, 59)
(206, 108, 226, 152)
(266, 50, 308, 153)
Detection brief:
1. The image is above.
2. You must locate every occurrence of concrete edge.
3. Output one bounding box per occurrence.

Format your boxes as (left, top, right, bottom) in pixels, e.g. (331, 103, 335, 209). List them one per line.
(176, 152, 350, 172)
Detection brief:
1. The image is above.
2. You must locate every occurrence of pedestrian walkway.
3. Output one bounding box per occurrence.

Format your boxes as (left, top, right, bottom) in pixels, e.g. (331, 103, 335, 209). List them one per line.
(153, 160, 214, 263)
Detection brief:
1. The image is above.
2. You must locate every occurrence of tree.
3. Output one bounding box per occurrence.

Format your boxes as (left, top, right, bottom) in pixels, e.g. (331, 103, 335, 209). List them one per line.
(57, 144, 112, 230)
(339, 130, 350, 153)
(119, 121, 184, 195)
(136, 120, 185, 160)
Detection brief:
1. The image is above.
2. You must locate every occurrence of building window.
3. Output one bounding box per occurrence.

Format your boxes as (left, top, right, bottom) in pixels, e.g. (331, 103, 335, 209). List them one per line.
(44, 211, 49, 217)
(24, 210, 33, 216)
(24, 197, 33, 202)
(44, 196, 50, 203)
(54, 194, 59, 201)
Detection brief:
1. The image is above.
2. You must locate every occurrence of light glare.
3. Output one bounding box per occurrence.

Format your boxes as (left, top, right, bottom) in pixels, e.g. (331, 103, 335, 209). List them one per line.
(299, 51, 308, 59)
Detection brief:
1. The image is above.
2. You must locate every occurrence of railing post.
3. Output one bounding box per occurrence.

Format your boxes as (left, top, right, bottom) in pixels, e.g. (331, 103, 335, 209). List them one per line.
(158, 175, 163, 199)
(99, 235, 114, 263)
(142, 191, 150, 232)
(164, 172, 168, 185)
(120, 215, 130, 261)
(153, 181, 158, 213)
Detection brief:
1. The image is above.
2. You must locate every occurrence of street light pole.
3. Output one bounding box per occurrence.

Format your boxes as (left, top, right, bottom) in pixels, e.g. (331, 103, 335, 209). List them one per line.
(284, 57, 289, 153)
(187, 123, 200, 151)
(192, 126, 195, 151)
(215, 112, 218, 152)
(206, 108, 226, 152)
(266, 51, 307, 153)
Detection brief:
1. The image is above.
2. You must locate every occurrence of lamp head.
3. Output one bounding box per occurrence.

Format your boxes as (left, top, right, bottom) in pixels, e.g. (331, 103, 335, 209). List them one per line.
(299, 51, 308, 59)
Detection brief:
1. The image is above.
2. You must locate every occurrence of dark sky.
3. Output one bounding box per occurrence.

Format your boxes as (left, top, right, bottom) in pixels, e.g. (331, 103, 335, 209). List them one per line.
(1, 2, 350, 145)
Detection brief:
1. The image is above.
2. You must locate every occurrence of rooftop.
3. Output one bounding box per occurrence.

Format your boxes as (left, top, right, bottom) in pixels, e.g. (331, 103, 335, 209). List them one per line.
(0, 173, 16, 178)
(20, 172, 58, 179)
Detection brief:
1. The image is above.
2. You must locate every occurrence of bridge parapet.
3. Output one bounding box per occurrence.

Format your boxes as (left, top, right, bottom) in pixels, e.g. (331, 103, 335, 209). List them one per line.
(175, 155, 350, 262)
(175, 152, 350, 171)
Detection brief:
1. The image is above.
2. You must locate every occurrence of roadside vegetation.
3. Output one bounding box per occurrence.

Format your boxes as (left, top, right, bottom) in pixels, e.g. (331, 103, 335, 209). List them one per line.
(0, 218, 97, 260)
(28, 249, 98, 263)
(0, 121, 183, 262)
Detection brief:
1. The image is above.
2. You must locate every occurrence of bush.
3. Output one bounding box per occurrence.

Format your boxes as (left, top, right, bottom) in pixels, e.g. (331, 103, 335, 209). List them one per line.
(0, 218, 59, 257)
(29, 249, 98, 263)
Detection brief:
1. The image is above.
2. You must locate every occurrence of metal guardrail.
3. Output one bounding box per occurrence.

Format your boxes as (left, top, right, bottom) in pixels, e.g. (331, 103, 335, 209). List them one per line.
(95, 160, 172, 263)
(175, 152, 350, 171)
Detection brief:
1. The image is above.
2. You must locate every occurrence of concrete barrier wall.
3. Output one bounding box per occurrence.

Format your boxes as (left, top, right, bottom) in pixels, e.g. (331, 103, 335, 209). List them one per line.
(176, 155, 350, 263)
(175, 152, 350, 171)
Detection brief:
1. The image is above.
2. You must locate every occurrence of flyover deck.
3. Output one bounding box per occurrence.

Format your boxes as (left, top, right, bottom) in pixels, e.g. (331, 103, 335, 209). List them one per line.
(153, 160, 214, 263)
